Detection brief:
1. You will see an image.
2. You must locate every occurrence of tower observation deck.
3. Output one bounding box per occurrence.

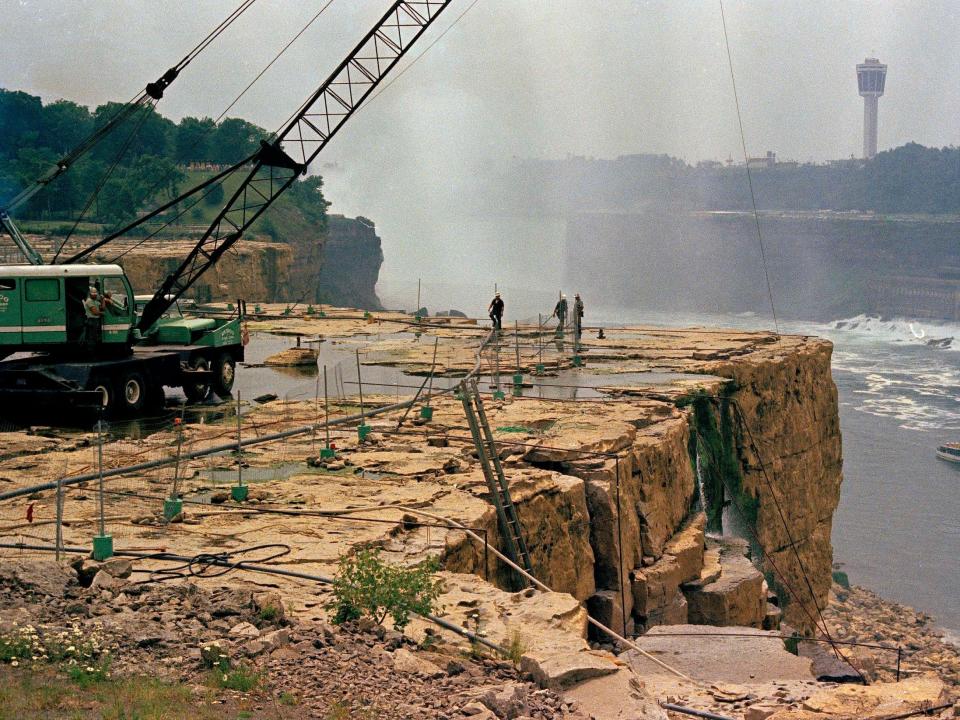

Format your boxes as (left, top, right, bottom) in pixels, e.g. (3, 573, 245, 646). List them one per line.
(856, 57, 887, 159)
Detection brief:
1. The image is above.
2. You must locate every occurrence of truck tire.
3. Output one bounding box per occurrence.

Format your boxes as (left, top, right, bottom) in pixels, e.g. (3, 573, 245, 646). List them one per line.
(183, 356, 211, 404)
(120, 372, 147, 414)
(145, 382, 166, 412)
(212, 352, 236, 399)
(87, 376, 114, 415)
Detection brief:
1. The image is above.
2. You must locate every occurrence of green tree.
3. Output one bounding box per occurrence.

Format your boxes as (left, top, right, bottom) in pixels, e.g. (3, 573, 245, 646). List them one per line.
(39, 99, 93, 155)
(174, 116, 216, 164)
(209, 117, 263, 164)
(0, 89, 43, 159)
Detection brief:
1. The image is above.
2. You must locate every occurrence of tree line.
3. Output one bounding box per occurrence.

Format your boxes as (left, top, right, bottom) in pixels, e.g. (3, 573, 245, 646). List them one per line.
(0, 88, 328, 228)
(503, 144, 960, 216)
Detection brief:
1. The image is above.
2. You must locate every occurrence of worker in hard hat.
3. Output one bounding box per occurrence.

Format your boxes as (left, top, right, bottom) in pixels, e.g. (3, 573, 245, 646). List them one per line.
(552, 293, 568, 332)
(488, 292, 504, 331)
(573, 293, 584, 342)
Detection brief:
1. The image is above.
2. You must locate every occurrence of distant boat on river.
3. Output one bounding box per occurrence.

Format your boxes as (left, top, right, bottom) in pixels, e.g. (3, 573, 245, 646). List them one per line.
(935, 443, 960, 464)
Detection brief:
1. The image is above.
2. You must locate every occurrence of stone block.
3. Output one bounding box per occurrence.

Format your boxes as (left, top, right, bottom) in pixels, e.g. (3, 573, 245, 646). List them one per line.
(685, 552, 766, 628)
(520, 649, 618, 689)
(586, 590, 629, 639)
(645, 590, 688, 629)
(392, 647, 444, 677)
(663, 512, 705, 584)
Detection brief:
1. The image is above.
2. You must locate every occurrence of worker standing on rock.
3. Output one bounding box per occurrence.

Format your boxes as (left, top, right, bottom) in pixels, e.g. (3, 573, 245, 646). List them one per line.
(552, 294, 568, 333)
(488, 292, 504, 331)
(573, 293, 584, 342)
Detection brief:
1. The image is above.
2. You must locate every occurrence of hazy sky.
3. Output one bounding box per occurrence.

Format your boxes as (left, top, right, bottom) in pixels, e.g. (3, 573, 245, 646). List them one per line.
(4, 1, 959, 301)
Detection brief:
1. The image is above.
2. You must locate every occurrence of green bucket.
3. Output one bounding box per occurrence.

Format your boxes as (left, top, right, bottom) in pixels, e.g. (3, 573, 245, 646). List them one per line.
(163, 498, 183, 521)
(419, 406, 434, 420)
(231, 485, 249, 502)
(92, 534, 114, 561)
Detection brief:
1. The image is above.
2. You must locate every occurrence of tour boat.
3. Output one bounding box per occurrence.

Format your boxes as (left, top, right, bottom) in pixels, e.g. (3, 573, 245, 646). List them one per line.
(935, 443, 960, 463)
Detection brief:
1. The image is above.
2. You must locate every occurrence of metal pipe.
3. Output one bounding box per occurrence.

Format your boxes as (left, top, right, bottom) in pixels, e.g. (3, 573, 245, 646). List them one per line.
(426, 337, 439, 403)
(660, 704, 735, 720)
(96, 416, 105, 537)
(0, 331, 496, 504)
(236, 392, 243, 489)
(878, 703, 955, 720)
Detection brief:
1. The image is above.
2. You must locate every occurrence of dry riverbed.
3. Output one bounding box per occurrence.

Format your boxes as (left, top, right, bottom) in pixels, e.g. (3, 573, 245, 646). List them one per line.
(0, 310, 956, 718)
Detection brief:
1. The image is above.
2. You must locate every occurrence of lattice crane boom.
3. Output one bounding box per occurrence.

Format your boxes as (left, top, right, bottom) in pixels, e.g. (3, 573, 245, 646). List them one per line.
(112, 0, 454, 332)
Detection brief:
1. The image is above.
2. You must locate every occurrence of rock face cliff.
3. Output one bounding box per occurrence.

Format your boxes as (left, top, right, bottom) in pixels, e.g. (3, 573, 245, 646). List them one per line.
(316, 323, 843, 636)
(317, 215, 384, 310)
(269, 212, 383, 310)
(104, 239, 292, 303)
(22, 211, 385, 309)
(704, 337, 844, 632)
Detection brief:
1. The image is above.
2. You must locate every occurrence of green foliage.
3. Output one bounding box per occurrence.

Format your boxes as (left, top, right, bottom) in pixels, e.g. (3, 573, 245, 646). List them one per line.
(67, 657, 111, 688)
(832, 570, 851, 589)
(211, 663, 259, 692)
(0, 621, 113, 672)
(258, 604, 280, 622)
(278, 691, 299, 706)
(506, 628, 528, 668)
(328, 547, 443, 631)
(0, 87, 327, 231)
(504, 145, 960, 215)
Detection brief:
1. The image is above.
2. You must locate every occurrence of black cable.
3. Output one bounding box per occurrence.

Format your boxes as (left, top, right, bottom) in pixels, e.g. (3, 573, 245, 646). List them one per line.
(718, 0, 780, 338)
(53, 100, 158, 258)
(97, 0, 339, 255)
(356, 0, 484, 116)
(728, 400, 847, 661)
(176, 0, 259, 72)
(132, 543, 291, 584)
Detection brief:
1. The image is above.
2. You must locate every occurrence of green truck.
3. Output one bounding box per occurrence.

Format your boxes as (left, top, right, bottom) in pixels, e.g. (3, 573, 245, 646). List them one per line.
(0, 263, 244, 415)
(0, 0, 456, 417)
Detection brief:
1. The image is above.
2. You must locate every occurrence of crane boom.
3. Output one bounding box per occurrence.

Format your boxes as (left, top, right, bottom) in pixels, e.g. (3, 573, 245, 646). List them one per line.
(128, 0, 454, 332)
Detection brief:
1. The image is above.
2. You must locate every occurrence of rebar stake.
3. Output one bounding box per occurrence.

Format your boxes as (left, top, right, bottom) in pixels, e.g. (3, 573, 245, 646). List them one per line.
(536, 313, 544, 375)
(164, 412, 185, 521)
(420, 337, 439, 420)
(92, 412, 112, 560)
(356, 349, 372, 441)
(321, 365, 335, 458)
(512, 321, 524, 396)
(232, 392, 248, 501)
(55, 476, 64, 562)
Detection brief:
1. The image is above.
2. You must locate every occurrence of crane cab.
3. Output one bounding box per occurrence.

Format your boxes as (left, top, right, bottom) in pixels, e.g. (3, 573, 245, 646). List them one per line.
(0, 264, 135, 356)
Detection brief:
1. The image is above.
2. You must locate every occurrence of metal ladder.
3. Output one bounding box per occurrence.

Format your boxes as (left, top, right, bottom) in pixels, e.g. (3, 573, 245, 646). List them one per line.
(459, 378, 533, 585)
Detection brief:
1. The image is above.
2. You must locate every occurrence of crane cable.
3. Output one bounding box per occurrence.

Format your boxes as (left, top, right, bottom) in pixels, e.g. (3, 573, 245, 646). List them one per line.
(54, 100, 159, 257)
(104, 0, 340, 263)
(174, 0, 259, 74)
(356, 0, 484, 117)
(719, 0, 780, 338)
(46, 0, 261, 262)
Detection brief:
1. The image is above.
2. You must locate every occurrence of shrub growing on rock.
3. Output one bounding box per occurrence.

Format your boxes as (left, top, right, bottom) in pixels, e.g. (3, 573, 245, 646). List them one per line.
(328, 548, 442, 631)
